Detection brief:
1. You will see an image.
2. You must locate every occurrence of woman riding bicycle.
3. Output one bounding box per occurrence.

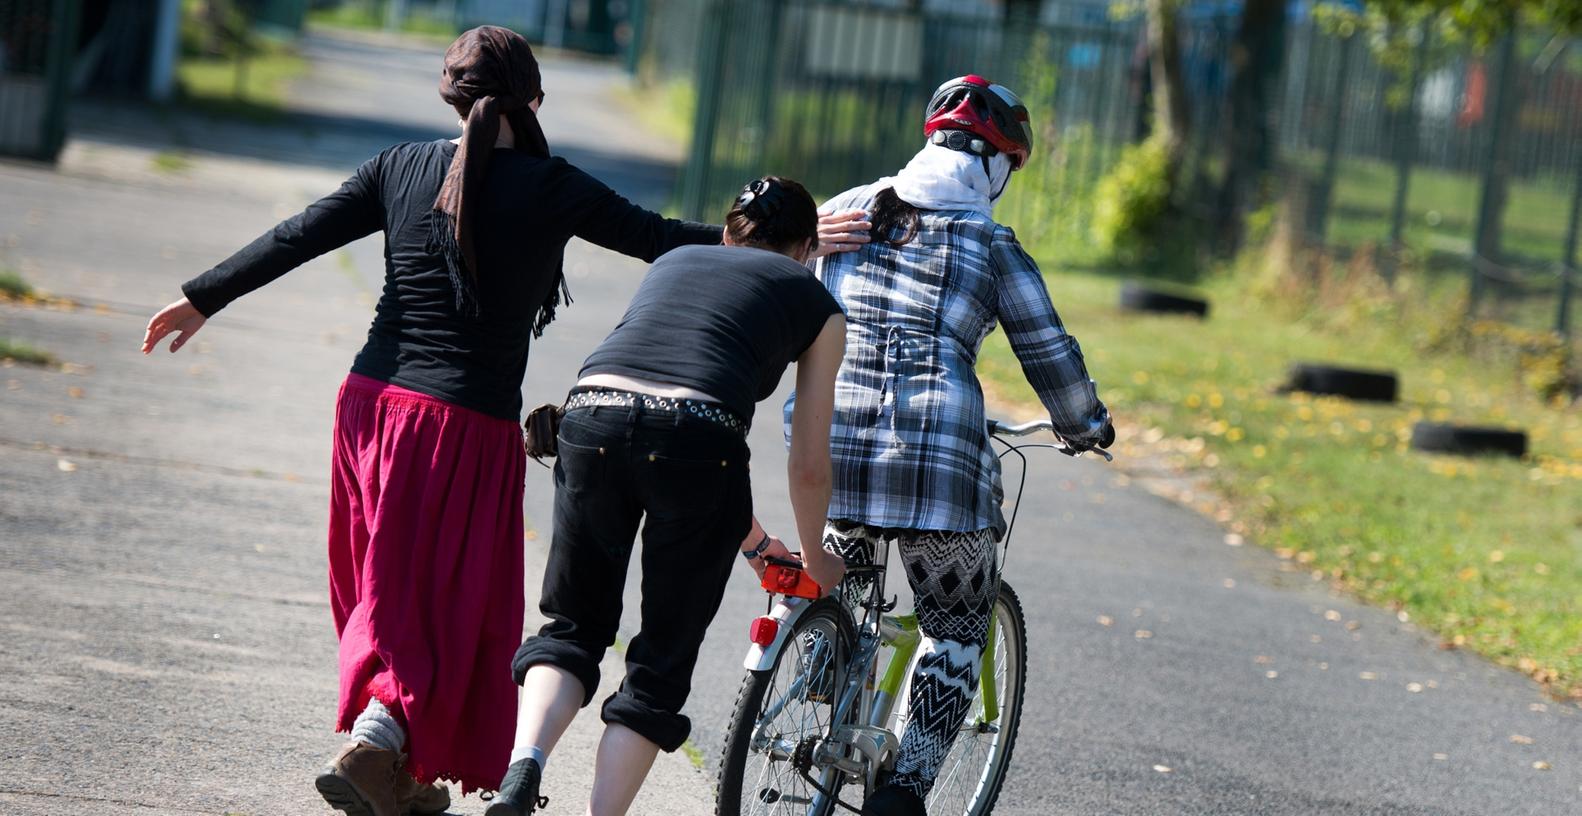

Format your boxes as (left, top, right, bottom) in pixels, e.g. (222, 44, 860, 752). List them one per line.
(789, 75, 1114, 816)
(487, 178, 848, 816)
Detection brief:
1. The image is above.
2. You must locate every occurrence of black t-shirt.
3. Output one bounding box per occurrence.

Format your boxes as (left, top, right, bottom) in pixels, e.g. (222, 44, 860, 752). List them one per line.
(580, 244, 843, 422)
(181, 140, 720, 419)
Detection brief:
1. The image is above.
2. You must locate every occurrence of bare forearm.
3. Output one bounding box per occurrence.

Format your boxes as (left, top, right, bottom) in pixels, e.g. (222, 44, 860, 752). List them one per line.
(787, 464, 832, 561)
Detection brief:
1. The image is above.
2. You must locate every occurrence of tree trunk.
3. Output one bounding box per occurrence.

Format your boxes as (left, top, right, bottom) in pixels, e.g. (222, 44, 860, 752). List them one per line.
(1470, 20, 1522, 308)
(1145, 0, 1190, 163)
(1213, 0, 1287, 251)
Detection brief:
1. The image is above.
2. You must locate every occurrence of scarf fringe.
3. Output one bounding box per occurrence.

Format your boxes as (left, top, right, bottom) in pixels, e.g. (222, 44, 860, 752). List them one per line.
(429, 210, 573, 332)
(428, 211, 481, 319)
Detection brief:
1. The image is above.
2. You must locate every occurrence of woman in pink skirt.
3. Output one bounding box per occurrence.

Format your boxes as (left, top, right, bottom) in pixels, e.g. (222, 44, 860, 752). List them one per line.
(139, 26, 742, 816)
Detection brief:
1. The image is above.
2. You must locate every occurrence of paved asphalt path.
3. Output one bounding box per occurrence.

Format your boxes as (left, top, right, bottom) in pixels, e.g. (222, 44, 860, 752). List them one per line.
(2, 31, 1578, 816)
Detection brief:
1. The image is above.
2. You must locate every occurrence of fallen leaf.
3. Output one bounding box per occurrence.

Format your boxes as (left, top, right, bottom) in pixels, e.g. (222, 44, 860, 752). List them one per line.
(1224, 533, 1244, 547)
(1152, 764, 1172, 773)
(67, 386, 84, 399)
(1221, 578, 1236, 588)
(1345, 621, 1361, 631)
(1310, 634, 1322, 643)
(1529, 703, 1548, 713)
(1266, 670, 1279, 679)
(1510, 734, 1534, 745)
(1359, 672, 1378, 681)
(1407, 683, 1424, 693)
(1324, 610, 1342, 622)
(1532, 761, 1550, 771)
(1254, 655, 1273, 664)
(524, 530, 539, 541)
(1432, 753, 1448, 761)
(1097, 615, 1113, 627)
(1135, 630, 1153, 640)
(56, 459, 76, 472)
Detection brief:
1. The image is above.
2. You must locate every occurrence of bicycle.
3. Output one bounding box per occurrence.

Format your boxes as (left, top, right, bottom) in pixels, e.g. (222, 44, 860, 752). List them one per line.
(715, 418, 1112, 816)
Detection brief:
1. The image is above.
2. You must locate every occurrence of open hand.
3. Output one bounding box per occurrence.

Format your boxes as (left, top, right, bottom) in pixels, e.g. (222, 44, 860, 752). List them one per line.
(809, 209, 871, 260)
(142, 297, 207, 354)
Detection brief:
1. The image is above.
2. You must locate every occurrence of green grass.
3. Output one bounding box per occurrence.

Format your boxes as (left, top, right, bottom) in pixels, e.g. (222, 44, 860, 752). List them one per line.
(619, 79, 696, 149)
(680, 739, 707, 770)
(978, 268, 1582, 700)
(0, 338, 54, 367)
(0, 268, 32, 299)
(1321, 155, 1575, 263)
(177, 39, 306, 121)
(151, 150, 193, 174)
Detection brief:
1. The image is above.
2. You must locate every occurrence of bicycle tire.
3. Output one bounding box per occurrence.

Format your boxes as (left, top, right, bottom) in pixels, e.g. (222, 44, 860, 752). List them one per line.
(893, 581, 1028, 816)
(716, 598, 857, 816)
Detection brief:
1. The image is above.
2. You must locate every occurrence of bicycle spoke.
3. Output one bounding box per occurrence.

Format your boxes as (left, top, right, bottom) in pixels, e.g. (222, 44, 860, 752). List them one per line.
(734, 617, 843, 815)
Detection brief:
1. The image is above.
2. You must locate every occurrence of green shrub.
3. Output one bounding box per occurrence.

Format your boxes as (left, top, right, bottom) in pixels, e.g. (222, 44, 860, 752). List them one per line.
(1090, 137, 1198, 279)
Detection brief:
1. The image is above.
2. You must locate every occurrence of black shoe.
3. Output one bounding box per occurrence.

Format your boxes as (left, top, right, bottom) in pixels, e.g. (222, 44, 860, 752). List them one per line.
(485, 757, 549, 816)
(861, 783, 926, 816)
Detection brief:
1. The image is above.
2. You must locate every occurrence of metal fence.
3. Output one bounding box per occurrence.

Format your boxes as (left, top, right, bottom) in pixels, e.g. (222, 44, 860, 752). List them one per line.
(667, 0, 1146, 260)
(0, 0, 80, 161)
(650, 0, 1581, 338)
(1255, 20, 1582, 337)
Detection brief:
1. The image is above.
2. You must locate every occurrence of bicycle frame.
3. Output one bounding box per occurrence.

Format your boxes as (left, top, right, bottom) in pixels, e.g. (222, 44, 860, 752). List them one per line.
(736, 418, 1101, 810)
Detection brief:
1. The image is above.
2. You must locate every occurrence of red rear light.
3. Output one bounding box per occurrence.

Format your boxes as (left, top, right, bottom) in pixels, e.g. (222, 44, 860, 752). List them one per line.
(749, 616, 779, 647)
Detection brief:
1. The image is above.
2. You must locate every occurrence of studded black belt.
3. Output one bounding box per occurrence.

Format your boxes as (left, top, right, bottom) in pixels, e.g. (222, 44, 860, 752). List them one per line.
(564, 387, 749, 437)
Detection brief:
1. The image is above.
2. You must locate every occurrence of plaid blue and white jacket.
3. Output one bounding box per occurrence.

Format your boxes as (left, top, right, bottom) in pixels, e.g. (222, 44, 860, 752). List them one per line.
(785, 183, 1110, 537)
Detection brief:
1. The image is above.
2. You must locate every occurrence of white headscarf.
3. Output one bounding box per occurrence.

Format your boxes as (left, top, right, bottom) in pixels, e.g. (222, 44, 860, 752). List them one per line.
(880, 141, 1014, 217)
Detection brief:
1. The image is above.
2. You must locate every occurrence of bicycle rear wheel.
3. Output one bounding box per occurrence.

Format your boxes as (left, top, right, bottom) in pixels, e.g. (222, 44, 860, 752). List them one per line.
(716, 598, 856, 816)
(894, 581, 1028, 816)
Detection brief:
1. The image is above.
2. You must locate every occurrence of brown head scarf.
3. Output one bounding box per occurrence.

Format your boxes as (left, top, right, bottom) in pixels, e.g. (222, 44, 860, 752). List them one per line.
(431, 26, 555, 322)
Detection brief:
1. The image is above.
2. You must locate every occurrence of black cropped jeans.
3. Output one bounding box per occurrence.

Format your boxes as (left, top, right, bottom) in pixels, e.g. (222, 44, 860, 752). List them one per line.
(512, 401, 753, 752)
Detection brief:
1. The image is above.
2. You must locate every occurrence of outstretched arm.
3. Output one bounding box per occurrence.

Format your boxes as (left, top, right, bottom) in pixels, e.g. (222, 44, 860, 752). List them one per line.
(561, 163, 721, 261)
(991, 229, 1111, 444)
(179, 156, 385, 319)
(144, 156, 384, 353)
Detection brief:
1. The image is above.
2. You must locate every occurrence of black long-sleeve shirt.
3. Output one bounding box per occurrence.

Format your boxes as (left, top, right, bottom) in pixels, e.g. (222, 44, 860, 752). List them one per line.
(182, 139, 720, 419)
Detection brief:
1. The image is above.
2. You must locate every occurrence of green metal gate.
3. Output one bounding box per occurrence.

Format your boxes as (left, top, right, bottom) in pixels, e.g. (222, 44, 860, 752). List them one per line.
(0, 0, 80, 161)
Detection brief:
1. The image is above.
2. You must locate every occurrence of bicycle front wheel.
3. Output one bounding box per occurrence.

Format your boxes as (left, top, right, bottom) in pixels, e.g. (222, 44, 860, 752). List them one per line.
(902, 580, 1028, 816)
(716, 598, 855, 816)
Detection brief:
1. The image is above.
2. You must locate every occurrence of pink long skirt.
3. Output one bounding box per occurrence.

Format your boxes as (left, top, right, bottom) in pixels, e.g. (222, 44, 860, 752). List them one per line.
(328, 373, 525, 794)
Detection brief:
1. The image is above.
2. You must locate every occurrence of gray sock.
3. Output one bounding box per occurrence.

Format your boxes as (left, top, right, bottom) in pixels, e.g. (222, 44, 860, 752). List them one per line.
(350, 697, 406, 753)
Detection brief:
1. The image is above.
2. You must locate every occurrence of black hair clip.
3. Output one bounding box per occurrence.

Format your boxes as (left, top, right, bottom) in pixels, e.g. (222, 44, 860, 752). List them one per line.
(736, 178, 786, 221)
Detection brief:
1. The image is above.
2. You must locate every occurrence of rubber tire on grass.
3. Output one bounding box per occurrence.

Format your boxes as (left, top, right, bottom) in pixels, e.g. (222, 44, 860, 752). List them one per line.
(1283, 363, 1399, 403)
(716, 598, 856, 816)
(1119, 282, 1210, 318)
(1409, 422, 1527, 458)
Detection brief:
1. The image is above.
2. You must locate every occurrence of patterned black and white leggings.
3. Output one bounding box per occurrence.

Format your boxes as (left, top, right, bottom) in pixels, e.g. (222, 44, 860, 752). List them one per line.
(822, 519, 998, 800)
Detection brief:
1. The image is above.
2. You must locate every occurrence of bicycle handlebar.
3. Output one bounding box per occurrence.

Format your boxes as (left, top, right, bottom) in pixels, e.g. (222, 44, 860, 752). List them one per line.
(987, 418, 1114, 462)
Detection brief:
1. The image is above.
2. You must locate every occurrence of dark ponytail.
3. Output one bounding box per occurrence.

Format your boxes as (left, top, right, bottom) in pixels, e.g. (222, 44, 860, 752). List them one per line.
(870, 187, 920, 246)
(725, 177, 819, 256)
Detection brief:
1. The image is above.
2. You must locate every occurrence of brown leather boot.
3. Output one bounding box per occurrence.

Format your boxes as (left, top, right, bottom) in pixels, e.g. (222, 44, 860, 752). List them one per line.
(394, 769, 452, 816)
(315, 741, 402, 816)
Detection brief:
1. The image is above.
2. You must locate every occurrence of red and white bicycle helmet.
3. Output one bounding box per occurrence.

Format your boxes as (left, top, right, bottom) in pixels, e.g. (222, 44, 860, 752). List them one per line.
(923, 75, 1033, 170)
